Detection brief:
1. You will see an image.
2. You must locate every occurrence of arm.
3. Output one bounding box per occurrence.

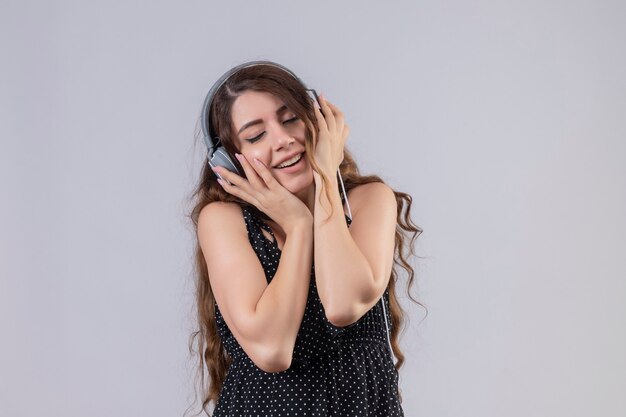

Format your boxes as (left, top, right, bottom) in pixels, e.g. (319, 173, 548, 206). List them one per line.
(313, 175, 398, 327)
(198, 202, 313, 372)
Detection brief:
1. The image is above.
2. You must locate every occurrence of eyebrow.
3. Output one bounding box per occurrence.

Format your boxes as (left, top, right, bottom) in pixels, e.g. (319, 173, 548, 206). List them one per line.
(237, 104, 289, 136)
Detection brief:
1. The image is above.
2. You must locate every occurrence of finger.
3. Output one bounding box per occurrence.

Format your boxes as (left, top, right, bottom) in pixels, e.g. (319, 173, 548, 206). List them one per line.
(319, 95, 336, 133)
(325, 99, 344, 119)
(235, 153, 264, 189)
(312, 103, 328, 133)
(325, 100, 344, 138)
(251, 157, 280, 190)
(212, 166, 245, 190)
(214, 169, 260, 205)
(325, 100, 345, 124)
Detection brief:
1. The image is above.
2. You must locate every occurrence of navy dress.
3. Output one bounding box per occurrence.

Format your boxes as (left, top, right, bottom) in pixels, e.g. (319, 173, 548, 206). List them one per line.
(212, 204, 403, 416)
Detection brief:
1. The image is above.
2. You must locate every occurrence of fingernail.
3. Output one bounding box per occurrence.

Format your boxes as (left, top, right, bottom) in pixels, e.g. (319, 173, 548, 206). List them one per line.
(235, 153, 241, 160)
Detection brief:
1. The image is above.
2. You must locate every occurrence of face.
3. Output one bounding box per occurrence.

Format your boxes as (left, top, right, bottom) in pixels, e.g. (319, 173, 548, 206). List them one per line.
(230, 90, 313, 195)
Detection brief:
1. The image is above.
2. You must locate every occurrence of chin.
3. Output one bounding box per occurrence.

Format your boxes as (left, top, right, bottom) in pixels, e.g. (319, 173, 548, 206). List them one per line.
(277, 167, 314, 194)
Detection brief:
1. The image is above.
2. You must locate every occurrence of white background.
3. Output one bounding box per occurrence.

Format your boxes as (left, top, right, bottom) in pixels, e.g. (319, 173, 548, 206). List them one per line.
(2, 1, 625, 416)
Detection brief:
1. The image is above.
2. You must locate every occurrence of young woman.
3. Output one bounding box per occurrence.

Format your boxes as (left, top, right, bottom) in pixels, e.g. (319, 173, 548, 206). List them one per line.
(186, 60, 423, 417)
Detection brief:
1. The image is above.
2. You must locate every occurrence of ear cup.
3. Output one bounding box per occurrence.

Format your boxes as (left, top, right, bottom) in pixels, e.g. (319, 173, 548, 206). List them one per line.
(209, 146, 242, 183)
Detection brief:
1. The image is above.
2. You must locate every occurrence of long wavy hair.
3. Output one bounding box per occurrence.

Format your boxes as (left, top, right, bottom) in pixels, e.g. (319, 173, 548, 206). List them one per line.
(183, 63, 425, 417)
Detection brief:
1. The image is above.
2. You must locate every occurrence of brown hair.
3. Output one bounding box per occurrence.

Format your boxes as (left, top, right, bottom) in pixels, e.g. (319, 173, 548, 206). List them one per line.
(183, 63, 425, 417)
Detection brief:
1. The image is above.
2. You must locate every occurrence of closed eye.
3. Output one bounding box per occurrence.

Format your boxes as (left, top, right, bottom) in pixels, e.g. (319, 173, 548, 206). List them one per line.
(245, 117, 299, 143)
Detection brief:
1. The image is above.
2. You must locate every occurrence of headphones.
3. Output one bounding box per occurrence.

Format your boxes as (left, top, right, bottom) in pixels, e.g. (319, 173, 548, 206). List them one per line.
(199, 60, 395, 361)
(200, 59, 352, 221)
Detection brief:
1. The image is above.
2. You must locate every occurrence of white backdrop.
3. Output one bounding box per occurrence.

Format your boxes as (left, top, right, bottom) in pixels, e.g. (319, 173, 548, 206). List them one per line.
(2, 1, 625, 416)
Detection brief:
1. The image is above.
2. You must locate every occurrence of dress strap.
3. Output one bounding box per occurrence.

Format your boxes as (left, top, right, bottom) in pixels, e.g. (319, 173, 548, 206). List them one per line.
(244, 205, 276, 240)
(341, 189, 352, 228)
(257, 218, 276, 239)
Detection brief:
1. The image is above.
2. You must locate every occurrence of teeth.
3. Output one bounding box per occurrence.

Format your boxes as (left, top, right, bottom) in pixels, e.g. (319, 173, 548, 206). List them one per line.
(276, 153, 303, 168)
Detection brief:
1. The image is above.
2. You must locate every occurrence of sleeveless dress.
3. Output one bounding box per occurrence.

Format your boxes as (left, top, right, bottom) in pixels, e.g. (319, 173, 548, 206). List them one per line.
(212, 203, 404, 417)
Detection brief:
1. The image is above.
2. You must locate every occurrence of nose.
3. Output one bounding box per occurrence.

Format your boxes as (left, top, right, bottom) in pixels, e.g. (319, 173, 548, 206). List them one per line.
(270, 122, 295, 149)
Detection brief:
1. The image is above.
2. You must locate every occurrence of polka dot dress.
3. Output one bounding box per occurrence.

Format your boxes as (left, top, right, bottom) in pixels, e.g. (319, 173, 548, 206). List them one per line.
(212, 204, 404, 416)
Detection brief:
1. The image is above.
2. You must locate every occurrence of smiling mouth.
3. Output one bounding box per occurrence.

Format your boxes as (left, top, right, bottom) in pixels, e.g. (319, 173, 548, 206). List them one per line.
(274, 152, 304, 169)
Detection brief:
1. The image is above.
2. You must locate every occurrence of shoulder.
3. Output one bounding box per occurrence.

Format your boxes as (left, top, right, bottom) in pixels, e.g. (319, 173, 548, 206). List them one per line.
(348, 181, 395, 199)
(198, 201, 243, 224)
(198, 202, 247, 242)
(346, 182, 396, 215)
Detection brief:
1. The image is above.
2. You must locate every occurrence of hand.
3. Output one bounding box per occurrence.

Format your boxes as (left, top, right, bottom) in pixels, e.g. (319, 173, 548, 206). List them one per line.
(212, 153, 313, 233)
(312, 95, 350, 178)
